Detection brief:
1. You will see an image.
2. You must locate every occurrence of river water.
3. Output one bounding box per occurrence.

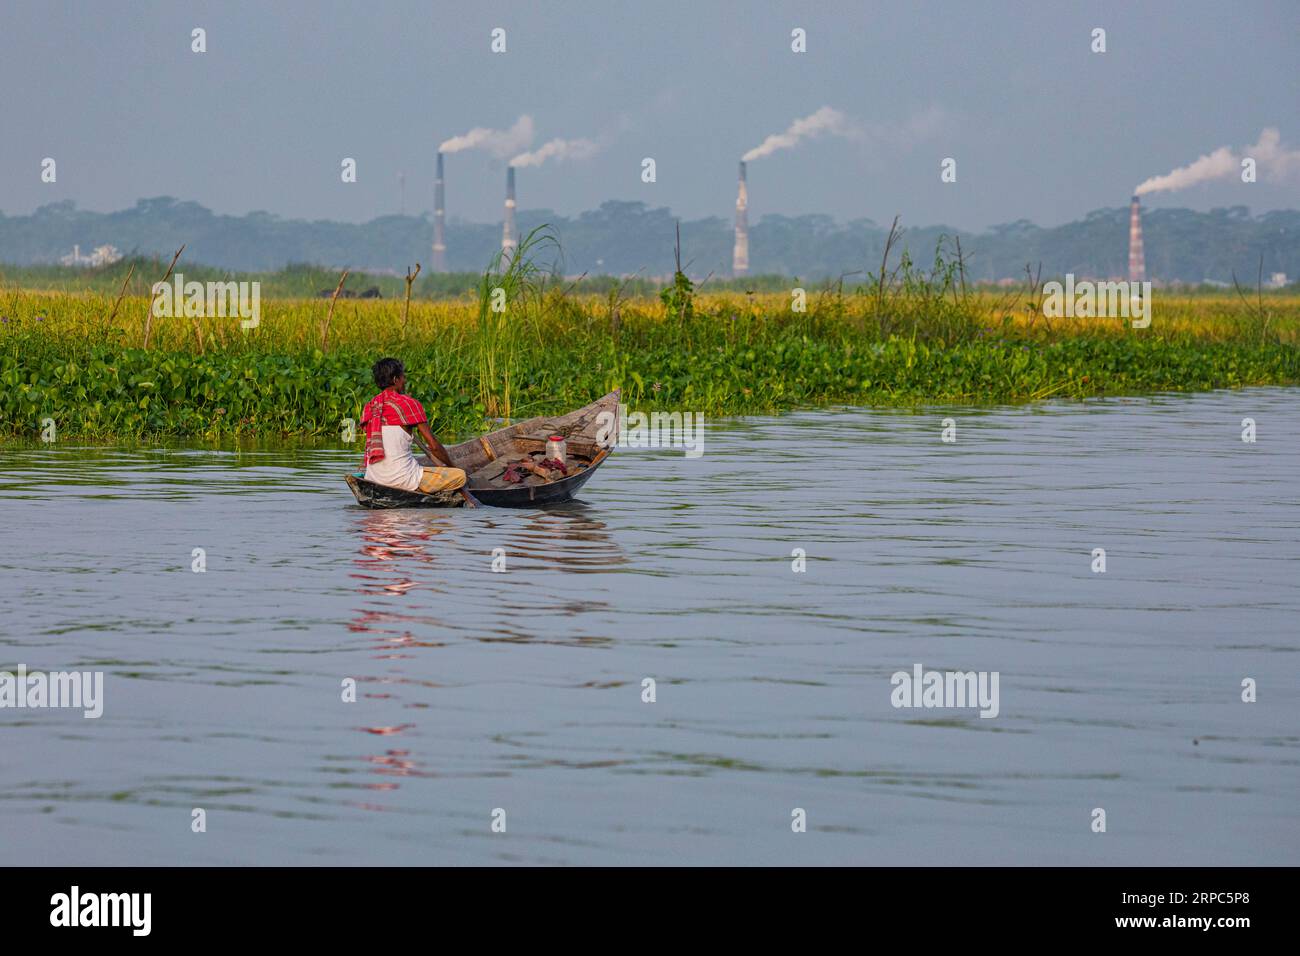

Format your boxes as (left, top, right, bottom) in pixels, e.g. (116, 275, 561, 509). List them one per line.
(1, 388, 1297, 865)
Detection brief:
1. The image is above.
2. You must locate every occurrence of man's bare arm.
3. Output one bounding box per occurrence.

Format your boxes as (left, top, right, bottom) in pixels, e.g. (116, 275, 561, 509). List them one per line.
(416, 422, 454, 467)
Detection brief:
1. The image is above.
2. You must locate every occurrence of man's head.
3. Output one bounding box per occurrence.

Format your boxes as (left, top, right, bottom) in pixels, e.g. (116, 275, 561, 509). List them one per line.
(373, 357, 406, 393)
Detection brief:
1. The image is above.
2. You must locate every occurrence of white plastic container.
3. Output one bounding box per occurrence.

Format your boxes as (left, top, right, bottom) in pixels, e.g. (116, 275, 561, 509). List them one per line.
(545, 435, 567, 465)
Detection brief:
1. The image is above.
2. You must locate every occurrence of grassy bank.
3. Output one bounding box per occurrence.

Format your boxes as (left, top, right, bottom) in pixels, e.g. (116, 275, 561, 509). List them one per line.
(1, 257, 796, 300)
(0, 258, 483, 300)
(3, 255, 1292, 301)
(2, 241, 1298, 443)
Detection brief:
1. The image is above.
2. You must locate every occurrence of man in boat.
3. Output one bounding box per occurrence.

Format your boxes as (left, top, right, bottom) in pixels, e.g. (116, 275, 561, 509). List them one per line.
(361, 358, 475, 505)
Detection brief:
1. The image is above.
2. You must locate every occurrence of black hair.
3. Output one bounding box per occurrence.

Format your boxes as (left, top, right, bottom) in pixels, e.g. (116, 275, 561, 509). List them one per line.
(372, 357, 405, 389)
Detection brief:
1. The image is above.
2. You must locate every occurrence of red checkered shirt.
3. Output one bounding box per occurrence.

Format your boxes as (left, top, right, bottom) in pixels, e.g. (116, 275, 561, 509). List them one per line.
(360, 389, 427, 466)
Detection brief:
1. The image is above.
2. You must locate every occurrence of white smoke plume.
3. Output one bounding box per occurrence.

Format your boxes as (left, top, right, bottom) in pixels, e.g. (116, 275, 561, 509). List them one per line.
(509, 137, 600, 169)
(742, 106, 861, 162)
(1135, 127, 1299, 196)
(1135, 145, 1238, 196)
(1250, 127, 1300, 180)
(439, 115, 535, 158)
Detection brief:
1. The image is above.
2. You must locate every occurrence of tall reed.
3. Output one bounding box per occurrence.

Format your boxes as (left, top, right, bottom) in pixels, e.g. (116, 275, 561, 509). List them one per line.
(474, 226, 558, 422)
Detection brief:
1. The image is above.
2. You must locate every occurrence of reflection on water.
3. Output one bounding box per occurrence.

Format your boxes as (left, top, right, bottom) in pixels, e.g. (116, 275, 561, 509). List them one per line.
(1, 388, 1298, 865)
(342, 507, 629, 797)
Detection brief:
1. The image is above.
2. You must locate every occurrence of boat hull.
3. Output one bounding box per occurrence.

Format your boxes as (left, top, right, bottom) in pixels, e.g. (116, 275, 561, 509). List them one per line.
(345, 473, 466, 509)
(459, 456, 604, 507)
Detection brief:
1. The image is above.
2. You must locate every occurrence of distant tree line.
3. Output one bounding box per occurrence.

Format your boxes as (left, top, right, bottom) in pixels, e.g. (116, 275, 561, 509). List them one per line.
(2, 197, 1296, 285)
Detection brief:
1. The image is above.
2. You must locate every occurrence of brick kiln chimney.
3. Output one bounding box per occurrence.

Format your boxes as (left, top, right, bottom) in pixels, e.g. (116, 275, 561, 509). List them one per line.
(502, 166, 518, 263)
(1128, 195, 1146, 284)
(432, 151, 447, 273)
(733, 161, 749, 277)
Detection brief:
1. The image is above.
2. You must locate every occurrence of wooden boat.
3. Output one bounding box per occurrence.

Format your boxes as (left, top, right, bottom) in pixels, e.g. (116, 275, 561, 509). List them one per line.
(345, 389, 619, 509)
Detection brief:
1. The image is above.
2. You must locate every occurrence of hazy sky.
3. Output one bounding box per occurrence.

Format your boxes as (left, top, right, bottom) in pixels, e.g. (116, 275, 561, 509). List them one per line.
(2, 0, 1297, 230)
